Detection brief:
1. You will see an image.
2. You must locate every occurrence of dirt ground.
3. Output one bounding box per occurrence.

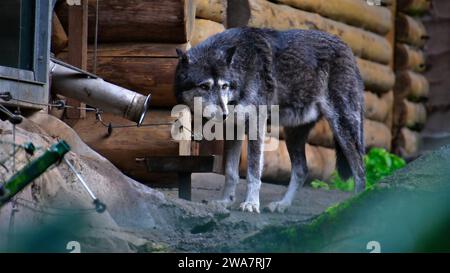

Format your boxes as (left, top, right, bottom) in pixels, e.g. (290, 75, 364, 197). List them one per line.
(0, 115, 352, 253)
(160, 174, 351, 251)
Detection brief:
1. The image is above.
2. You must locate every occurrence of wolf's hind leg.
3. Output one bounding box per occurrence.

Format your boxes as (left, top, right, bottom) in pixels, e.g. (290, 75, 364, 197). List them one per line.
(265, 124, 313, 213)
(211, 139, 243, 208)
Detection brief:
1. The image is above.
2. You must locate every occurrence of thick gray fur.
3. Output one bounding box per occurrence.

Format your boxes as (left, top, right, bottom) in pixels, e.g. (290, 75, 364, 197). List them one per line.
(175, 27, 365, 213)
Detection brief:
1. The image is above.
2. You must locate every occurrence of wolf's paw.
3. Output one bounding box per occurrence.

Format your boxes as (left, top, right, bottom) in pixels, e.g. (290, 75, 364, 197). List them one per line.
(210, 198, 234, 209)
(239, 201, 260, 213)
(264, 201, 290, 213)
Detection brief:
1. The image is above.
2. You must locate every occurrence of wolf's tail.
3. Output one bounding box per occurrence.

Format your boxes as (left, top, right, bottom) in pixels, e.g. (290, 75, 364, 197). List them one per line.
(335, 140, 353, 180)
(334, 109, 365, 180)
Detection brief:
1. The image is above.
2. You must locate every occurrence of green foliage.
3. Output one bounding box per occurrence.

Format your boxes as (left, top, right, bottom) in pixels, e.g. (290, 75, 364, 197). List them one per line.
(364, 148, 406, 187)
(310, 180, 330, 190)
(311, 148, 406, 192)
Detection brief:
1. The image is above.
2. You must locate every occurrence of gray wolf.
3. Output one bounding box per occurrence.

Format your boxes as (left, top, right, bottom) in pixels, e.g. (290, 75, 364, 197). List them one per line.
(174, 27, 365, 213)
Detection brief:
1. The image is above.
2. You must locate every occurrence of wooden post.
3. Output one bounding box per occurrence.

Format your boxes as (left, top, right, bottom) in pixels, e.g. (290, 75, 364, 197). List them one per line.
(386, 0, 397, 132)
(66, 0, 88, 120)
(178, 172, 192, 200)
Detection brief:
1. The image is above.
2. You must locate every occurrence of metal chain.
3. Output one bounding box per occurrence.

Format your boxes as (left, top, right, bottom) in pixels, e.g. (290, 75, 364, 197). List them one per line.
(2, 93, 202, 139)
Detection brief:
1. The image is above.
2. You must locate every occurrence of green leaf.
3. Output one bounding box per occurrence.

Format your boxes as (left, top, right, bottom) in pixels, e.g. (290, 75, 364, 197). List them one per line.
(313, 148, 406, 193)
(311, 180, 330, 190)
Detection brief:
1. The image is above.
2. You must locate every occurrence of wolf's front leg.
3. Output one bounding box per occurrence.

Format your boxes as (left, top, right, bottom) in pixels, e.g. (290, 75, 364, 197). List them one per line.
(212, 139, 243, 208)
(240, 136, 265, 213)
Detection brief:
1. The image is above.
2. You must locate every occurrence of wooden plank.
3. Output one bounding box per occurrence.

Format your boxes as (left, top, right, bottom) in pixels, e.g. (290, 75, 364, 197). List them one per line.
(56, 0, 196, 43)
(178, 172, 192, 200)
(51, 13, 68, 54)
(71, 111, 180, 183)
(86, 43, 190, 58)
(66, 0, 88, 120)
(56, 43, 190, 107)
(383, 0, 396, 131)
(145, 156, 219, 173)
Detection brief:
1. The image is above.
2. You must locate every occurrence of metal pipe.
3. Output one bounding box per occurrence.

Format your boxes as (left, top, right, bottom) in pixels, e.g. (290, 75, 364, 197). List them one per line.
(49, 60, 150, 126)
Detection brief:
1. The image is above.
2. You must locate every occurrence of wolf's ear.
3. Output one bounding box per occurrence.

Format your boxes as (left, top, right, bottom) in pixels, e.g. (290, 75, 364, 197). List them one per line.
(225, 46, 237, 65)
(176, 48, 189, 64)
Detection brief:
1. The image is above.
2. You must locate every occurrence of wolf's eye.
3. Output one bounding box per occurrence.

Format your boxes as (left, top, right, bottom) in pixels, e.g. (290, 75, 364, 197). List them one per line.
(199, 83, 210, 90)
(221, 83, 229, 90)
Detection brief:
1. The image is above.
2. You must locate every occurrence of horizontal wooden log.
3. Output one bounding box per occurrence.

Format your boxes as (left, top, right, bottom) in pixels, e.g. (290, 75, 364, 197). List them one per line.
(396, 13, 428, 47)
(226, 0, 392, 64)
(57, 43, 191, 107)
(395, 70, 429, 101)
(403, 100, 427, 130)
(307, 119, 334, 148)
(239, 139, 336, 183)
(271, 91, 391, 141)
(396, 127, 421, 158)
(191, 19, 225, 47)
(357, 58, 396, 93)
(364, 119, 392, 150)
(83, 42, 190, 58)
(364, 91, 389, 123)
(56, 0, 196, 43)
(196, 0, 226, 23)
(395, 43, 426, 72)
(307, 119, 392, 150)
(273, 0, 392, 35)
(51, 13, 68, 55)
(398, 0, 431, 15)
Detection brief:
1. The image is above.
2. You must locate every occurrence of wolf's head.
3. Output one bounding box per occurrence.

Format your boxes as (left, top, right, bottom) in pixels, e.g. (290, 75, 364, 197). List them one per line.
(174, 46, 239, 120)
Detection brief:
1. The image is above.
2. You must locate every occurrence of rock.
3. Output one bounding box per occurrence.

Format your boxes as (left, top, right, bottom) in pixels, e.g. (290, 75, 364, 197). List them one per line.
(0, 114, 227, 252)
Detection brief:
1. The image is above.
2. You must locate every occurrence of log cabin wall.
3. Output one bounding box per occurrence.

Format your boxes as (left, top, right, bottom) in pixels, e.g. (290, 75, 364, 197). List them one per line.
(52, 0, 199, 186)
(50, 1, 443, 186)
(392, 0, 431, 159)
(421, 0, 450, 151)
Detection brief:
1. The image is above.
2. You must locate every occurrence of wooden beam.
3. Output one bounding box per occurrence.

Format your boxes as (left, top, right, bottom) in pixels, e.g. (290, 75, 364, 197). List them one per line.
(384, 0, 396, 131)
(51, 13, 68, 55)
(66, 0, 88, 120)
(145, 156, 219, 173)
